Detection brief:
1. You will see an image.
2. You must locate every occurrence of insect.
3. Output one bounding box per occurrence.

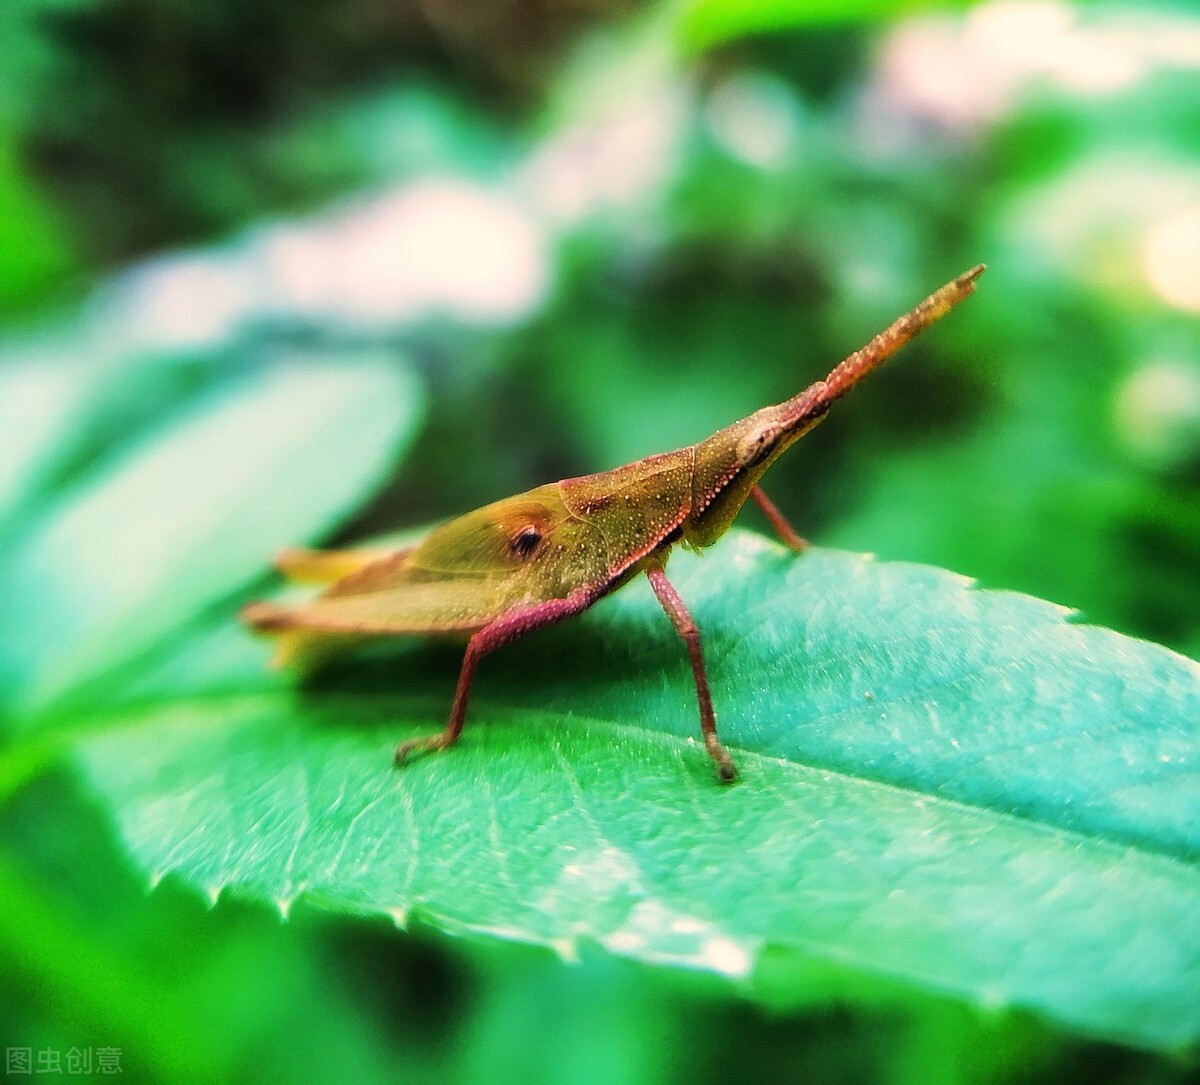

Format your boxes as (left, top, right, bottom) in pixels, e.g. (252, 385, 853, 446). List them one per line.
(243, 266, 984, 782)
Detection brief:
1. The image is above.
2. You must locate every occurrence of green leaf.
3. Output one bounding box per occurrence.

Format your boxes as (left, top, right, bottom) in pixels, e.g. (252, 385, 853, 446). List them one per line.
(0, 354, 423, 719)
(0, 344, 109, 521)
(677, 0, 979, 52)
(0, 131, 77, 311)
(70, 533, 1200, 1050)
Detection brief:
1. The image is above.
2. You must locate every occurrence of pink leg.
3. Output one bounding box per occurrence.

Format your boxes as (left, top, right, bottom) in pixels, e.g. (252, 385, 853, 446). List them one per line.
(646, 564, 737, 783)
(751, 486, 808, 551)
(394, 589, 597, 766)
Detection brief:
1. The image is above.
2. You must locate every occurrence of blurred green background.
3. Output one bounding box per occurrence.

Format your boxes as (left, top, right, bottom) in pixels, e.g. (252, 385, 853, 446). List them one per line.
(1, 0, 1197, 1081)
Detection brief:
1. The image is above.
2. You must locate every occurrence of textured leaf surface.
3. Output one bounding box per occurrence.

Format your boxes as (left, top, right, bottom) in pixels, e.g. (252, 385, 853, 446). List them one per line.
(75, 534, 1200, 1050)
(0, 355, 423, 718)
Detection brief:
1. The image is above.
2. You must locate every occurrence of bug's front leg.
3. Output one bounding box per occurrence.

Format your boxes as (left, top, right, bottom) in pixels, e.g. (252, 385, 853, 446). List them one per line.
(394, 590, 596, 767)
(645, 563, 737, 783)
(751, 485, 808, 551)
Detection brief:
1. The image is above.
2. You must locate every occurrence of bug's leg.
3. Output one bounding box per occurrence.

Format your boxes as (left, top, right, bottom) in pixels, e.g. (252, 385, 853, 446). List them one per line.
(751, 486, 808, 551)
(394, 590, 596, 767)
(645, 564, 737, 783)
(275, 546, 407, 585)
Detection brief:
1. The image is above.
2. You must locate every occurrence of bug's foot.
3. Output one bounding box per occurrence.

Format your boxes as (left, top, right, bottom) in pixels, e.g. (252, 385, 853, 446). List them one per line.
(772, 522, 809, 552)
(706, 739, 738, 783)
(393, 733, 454, 767)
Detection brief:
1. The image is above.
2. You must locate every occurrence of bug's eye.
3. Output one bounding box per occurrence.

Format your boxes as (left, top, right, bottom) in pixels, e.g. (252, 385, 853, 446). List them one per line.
(737, 424, 779, 467)
(510, 526, 543, 559)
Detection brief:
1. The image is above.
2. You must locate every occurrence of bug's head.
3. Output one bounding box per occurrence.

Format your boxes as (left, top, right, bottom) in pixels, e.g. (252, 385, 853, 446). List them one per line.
(686, 397, 830, 548)
(730, 399, 829, 473)
(734, 415, 783, 470)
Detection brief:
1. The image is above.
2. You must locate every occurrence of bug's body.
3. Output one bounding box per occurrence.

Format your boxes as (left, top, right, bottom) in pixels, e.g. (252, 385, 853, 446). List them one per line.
(244, 266, 985, 781)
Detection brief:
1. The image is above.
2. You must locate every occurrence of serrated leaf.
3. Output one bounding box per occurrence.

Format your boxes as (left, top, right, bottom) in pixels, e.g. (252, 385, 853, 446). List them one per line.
(0, 354, 423, 719)
(71, 533, 1200, 1050)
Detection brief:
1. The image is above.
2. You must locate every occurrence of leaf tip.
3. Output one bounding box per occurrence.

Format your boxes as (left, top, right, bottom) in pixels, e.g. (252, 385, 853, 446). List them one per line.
(976, 982, 1011, 1013)
(550, 937, 580, 964)
(272, 894, 296, 921)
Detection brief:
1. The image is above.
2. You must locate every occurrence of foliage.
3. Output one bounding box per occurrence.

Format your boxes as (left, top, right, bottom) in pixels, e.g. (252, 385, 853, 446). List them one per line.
(67, 538, 1200, 1052)
(1, 0, 1198, 1082)
(678, 0, 979, 51)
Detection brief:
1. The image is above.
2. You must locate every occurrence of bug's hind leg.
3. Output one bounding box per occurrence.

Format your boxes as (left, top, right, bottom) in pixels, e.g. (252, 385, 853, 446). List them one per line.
(646, 563, 737, 783)
(394, 589, 597, 768)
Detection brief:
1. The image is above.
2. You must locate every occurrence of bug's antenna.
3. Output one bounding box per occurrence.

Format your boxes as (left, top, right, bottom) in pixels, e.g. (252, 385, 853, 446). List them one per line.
(821, 264, 986, 402)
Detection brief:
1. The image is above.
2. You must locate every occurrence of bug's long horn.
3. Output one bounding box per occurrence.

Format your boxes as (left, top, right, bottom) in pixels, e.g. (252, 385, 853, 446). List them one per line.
(821, 264, 986, 402)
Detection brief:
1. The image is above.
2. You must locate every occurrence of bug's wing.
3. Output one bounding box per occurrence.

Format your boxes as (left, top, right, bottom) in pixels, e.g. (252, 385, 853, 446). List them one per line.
(243, 555, 518, 639)
(274, 546, 411, 585)
(243, 483, 611, 654)
(406, 485, 608, 593)
(242, 555, 526, 670)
